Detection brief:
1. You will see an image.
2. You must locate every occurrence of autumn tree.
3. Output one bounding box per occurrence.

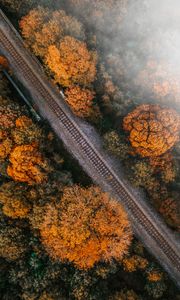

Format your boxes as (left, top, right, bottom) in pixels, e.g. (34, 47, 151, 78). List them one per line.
(0, 0, 36, 14)
(19, 7, 85, 58)
(145, 281, 166, 299)
(103, 131, 130, 160)
(0, 226, 27, 261)
(66, 0, 128, 33)
(97, 64, 133, 116)
(0, 131, 12, 159)
(0, 102, 22, 130)
(159, 198, 180, 230)
(128, 160, 158, 191)
(40, 185, 132, 269)
(149, 153, 177, 183)
(0, 102, 22, 160)
(109, 289, 140, 300)
(145, 265, 166, 299)
(122, 255, 148, 272)
(7, 143, 51, 185)
(0, 99, 54, 184)
(0, 55, 9, 70)
(123, 104, 180, 157)
(135, 60, 180, 107)
(45, 36, 97, 87)
(12, 115, 43, 145)
(65, 85, 101, 121)
(146, 267, 163, 283)
(0, 182, 30, 219)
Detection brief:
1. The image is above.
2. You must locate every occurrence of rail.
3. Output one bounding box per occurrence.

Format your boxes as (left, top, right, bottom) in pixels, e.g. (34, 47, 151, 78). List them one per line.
(0, 9, 180, 287)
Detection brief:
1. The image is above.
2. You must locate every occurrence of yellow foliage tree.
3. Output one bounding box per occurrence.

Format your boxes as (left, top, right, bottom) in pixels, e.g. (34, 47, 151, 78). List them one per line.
(40, 185, 132, 269)
(45, 36, 97, 87)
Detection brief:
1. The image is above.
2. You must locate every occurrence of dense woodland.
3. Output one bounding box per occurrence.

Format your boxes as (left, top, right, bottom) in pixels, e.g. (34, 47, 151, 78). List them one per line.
(0, 0, 180, 299)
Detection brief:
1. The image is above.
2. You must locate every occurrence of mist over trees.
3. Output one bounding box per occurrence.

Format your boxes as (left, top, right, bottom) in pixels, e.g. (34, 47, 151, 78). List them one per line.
(0, 0, 180, 299)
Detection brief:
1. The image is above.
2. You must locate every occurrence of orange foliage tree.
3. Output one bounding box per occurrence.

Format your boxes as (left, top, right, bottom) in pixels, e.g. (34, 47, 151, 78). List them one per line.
(122, 255, 148, 272)
(40, 185, 132, 269)
(0, 55, 9, 69)
(45, 36, 97, 87)
(0, 103, 22, 159)
(19, 7, 85, 58)
(123, 104, 180, 157)
(0, 101, 51, 184)
(7, 143, 49, 185)
(147, 269, 163, 282)
(65, 85, 101, 121)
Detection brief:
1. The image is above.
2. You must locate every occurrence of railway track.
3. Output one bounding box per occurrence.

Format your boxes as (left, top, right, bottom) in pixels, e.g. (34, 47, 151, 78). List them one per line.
(0, 9, 180, 287)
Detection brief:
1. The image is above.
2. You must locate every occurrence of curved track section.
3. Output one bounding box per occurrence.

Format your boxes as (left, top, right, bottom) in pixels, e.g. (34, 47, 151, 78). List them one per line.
(0, 9, 180, 287)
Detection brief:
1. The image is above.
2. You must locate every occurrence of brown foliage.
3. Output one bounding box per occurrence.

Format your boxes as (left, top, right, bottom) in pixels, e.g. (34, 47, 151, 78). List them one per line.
(103, 131, 130, 160)
(0, 133, 12, 159)
(7, 143, 49, 185)
(159, 198, 180, 230)
(109, 289, 140, 300)
(0, 103, 21, 130)
(149, 153, 176, 183)
(0, 73, 11, 98)
(123, 104, 180, 157)
(12, 115, 43, 145)
(40, 185, 132, 269)
(98, 64, 132, 116)
(0, 0, 36, 14)
(2, 198, 30, 219)
(0, 182, 30, 219)
(45, 36, 97, 87)
(0, 226, 27, 261)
